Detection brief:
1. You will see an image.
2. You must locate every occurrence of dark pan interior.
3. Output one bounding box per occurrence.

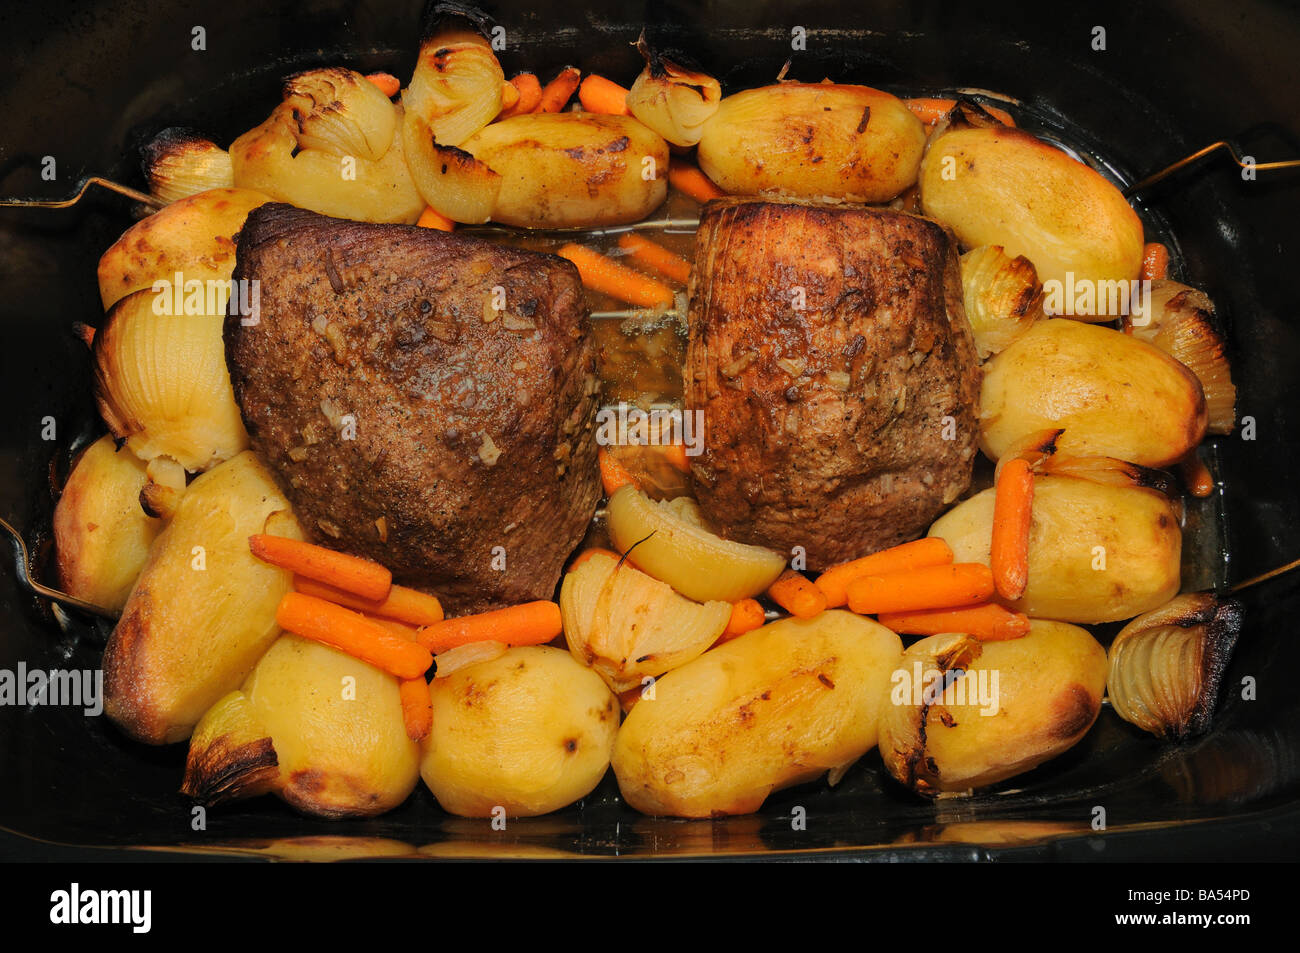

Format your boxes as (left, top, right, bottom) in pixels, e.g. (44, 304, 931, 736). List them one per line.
(1, 0, 1298, 859)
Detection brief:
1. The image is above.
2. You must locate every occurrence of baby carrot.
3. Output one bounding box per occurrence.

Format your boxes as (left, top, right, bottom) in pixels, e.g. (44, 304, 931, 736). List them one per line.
(365, 72, 401, 98)
(659, 442, 691, 473)
(558, 243, 676, 308)
(399, 677, 432, 741)
(617, 233, 692, 284)
(1140, 242, 1170, 281)
(416, 205, 456, 231)
(275, 592, 432, 679)
(499, 79, 520, 114)
(250, 535, 392, 602)
(1181, 453, 1214, 498)
(815, 537, 954, 608)
(718, 598, 766, 642)
(845, 563, 995, 616)
(579, 74, 632, 115)
(668, 159, 725, 203)
(903, 97, 1016, 127)
(598, 448, 638, 496)
(292, 575, 445, 627)
(990, 458, 1034, 602)
(416, 600, 563, 655)
(877, 603, 1031, 642)
(767, 569, 827, 619)
(538, 66, 581, 113)
(501, 72, 542, 117)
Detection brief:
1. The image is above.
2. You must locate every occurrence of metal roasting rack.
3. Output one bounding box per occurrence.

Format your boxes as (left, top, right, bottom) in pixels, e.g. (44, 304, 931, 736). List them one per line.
(3, 138, 1300, 620)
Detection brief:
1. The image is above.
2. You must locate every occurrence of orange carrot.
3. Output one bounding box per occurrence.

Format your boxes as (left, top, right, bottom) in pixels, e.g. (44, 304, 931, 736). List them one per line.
(1181, 453, 1214, 498)
(668, 159, 725, 203)
(659, 442, 690, 473)
(990, 458, 1034, 601)
(365, 72, 401, 98)
(767, 569, 827, 619)
(877, 603, 1031, 642)
(368, 616, 423, 640)
(598, 448, 638, 496)
(416, 205, 456, 231)
(559, 243, 676, 309)
(569, 547, 621, 571)
(719, 598, 766, 643)
(416, 600, 562, 655)
(399, 677, 432, 741)
(1140, 242, 1170, 281)
(815, 537, 954, 608)
(499, 79, 520, 114)
(618, 233, 691, 284)
(250, 535, 391, 602)
(579, 74, 632, 115)
(904, 97, 1016, 127)
(538, 66, 581, 113)
(275, 592, 432, 679)
(501, 72, 542, 117)
(845, 563, 995, 615)
(292, 575, 445, 627)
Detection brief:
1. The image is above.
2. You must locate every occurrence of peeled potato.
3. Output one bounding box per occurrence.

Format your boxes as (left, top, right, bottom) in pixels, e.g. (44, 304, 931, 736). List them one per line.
(605, 486, 786, 602)
(920, 126, 1144, 302)
(878, 621, 1107, 794)
(612, 610, 903, 817)
(421, 646, 620, 817)
(53, 435, 161, 613)
(696, 84, 925, 202)
(980, 319, 1207, 467)
(182, 634, 421, 818)
(96, 187, 270, 310)
(463, 113, 669, 228)
(103, 452, 300, 744)
(929, 474, 1181, 624)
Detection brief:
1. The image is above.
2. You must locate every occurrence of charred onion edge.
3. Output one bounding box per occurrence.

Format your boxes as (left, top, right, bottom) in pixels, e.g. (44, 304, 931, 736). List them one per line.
(181, 734, 279, 805)
(896, 636, 984, 797)
(421, 1, 495, 44)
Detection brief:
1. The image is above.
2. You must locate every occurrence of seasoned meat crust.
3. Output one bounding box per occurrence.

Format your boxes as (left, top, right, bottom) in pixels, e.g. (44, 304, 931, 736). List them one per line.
(225, 204, 601, 613)
(685, 198, 980, 568)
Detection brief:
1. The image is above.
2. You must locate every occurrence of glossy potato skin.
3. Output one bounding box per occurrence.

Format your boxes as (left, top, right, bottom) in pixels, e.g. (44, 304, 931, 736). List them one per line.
(464, 113, 669, 228)
(929, 475, 1181, 623)
(697, 84, 925, 202)
(421, 647, 620, 817)
(980, 319, 1207, 467)
(612, 611, 903, 817)
(879, 621, 1108, 794)
(920, 126, 1144, 298)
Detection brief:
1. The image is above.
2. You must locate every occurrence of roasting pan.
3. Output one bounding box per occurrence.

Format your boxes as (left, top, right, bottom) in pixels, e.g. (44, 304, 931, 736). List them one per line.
(1, 0, 1298, 861)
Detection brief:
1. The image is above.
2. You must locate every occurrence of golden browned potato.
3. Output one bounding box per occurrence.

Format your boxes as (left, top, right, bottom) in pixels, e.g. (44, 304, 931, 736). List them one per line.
(96, 187, 270, 310)
(561, 551, 730, 694)
(230, 69, 423, 224)
(696, 84, 925, 202)
(878, 621, 1107, 795)
(928, 474, 1181, 623)
(182, 634, 421, 818)
(103, 451, 300, 744)
(421, 646, 620, 817)
(979, 319, 1207, 467)
(53, 435, 161, 613)
(612, 611, 903, 817)
(605, 486, 786, 603)
(463, 113, 670, 228)
(93, 286, 249, 473)
(920, 126, 1144, 303)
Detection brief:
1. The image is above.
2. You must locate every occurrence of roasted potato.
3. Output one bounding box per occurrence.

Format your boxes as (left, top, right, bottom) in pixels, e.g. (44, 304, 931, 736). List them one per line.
(93, 286, 249, 473)
(878, 621, 1107, 795)
(605, 486, 786, 603)
(929, 474, 1181, 623)
(696, 84, 926, 202)
(920, 126, 1144, 301)
(182, 634, 421, 818)
(420, 646, 620, 817)
(103, 451, 301, 744)
(96, 187, 270, 310)
(463, 113, 670, 228)
(980, 319, 1207, 467)
(53, 435, 161, 613)
(612, 610, 903, 817)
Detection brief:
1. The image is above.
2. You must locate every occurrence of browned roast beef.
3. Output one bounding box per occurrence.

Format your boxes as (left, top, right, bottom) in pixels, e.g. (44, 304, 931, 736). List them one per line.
(685, 198, 980, 568)
(225, 204, 601, 613)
